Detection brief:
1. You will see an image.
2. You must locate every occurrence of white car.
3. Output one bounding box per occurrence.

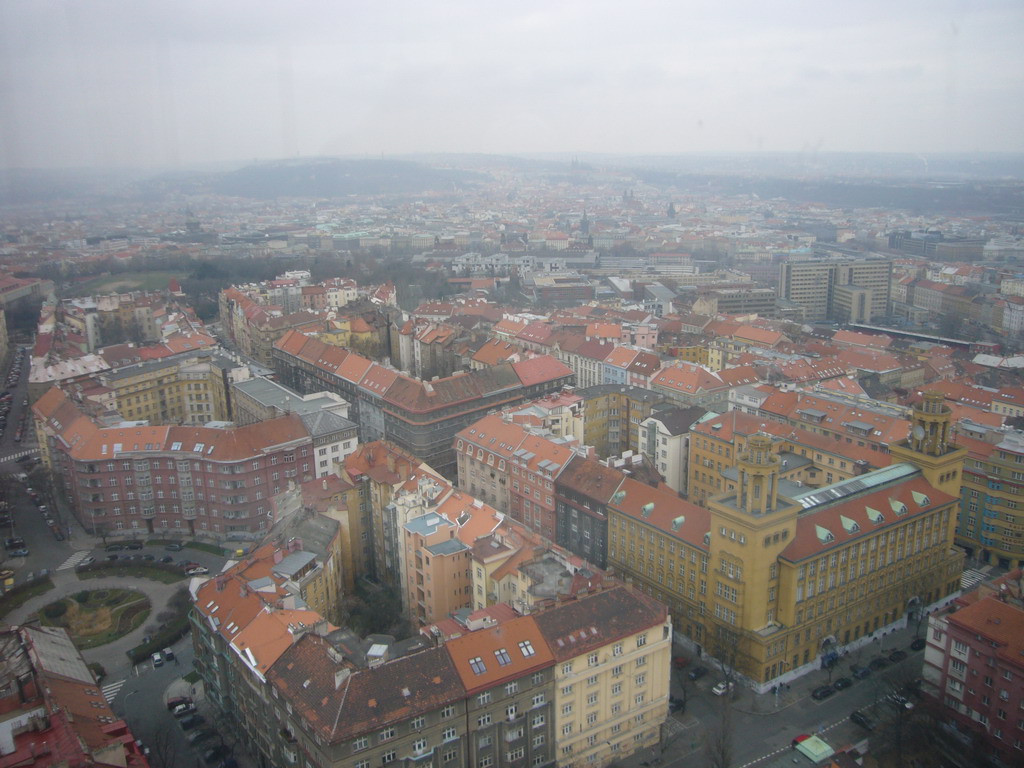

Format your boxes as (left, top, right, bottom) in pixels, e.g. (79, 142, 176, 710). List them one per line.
(711, 681, 735, 696)
(185, 566, 209, 576)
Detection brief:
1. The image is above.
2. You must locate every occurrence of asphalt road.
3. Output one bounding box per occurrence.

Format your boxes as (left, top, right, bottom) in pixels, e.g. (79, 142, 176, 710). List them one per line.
(663, 635, 927, 768)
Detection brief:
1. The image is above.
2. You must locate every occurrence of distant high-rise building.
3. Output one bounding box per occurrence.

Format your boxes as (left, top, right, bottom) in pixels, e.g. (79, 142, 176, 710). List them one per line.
(778, 256, 892, 323)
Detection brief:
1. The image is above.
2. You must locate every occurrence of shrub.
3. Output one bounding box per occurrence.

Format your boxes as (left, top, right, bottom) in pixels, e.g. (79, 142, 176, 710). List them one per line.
(43, 601, 67, 619)
(74, 591, 90, 604)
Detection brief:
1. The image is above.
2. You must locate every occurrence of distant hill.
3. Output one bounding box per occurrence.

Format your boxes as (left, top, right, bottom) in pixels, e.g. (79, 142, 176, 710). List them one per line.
(210, 157, 488, 198)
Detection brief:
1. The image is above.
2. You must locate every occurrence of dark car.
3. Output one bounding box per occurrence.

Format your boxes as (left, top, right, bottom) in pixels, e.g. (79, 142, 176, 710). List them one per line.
(911, 637, 927, 651)
(869, 657, 889, 671)
(105, 543, 125, 552)
(672, 656, 689, 670)
(189, 729, 218, 746)
(203, 745, 231, 764)
(141, 554, 156, 561)
(668, 695, 685, 713)
(165, 542, 184, 551)
(889, 649, 908, 663)
(833, 677, 853, 690)
(125, 541, 143, 550)
(811, 685, 834, 701)
(159, 555, 174, 563)
(850, 710, 876, 730)
(179, 714, 206, 731)
(8, 548, 29, 557)
(851, 664, 871, 679)
(105, 554, 119, 561)
(687, 666, 708, 681)
(886, 693, 914, 711)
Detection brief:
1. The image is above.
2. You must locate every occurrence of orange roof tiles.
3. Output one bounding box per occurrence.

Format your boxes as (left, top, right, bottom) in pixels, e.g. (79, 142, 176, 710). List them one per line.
(782, 473, 958, 561)
(445, 615, 554, 694)
(511, 356, 574, 387)
(609, 477, 709, 550)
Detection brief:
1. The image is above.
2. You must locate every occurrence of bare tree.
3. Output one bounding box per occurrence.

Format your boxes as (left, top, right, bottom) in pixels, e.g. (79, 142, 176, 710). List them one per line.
(145, 723, 179, 768)
(704, 697, 734, 768)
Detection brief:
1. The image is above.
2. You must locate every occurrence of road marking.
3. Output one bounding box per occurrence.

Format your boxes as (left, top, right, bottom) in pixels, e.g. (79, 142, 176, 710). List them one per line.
(57, 551, 93, 571)
(0, 449, 39, 463)
(102, 679, 126, 703)
(738, 717, 850, 768)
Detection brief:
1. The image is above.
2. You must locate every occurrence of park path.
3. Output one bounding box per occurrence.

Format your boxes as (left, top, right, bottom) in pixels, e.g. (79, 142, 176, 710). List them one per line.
(3, 568, 188, 676)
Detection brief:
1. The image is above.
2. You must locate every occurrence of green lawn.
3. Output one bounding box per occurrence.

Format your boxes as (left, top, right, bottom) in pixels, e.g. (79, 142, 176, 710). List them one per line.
(0, 578, 54, 614)
(66, 271, 183, 297)
(38, 589, 151, 649)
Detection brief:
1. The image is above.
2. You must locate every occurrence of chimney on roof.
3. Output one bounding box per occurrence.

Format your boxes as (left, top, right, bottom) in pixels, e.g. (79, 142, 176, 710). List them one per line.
(334, 667, 350, 689)
(215, 575, 228, 592)
(273, 549, 284, 564)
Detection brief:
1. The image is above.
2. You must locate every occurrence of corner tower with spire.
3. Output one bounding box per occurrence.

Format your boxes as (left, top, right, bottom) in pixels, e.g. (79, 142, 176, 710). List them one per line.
(889, 391, 967, 501)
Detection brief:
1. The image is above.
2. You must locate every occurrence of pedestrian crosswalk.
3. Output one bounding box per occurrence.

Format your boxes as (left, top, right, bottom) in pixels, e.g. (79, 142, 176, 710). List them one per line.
(57, 551, 92, 571)
(961, 568, 988, 591)
(0, 448, 38, 463)
(101, 679, 126, 703)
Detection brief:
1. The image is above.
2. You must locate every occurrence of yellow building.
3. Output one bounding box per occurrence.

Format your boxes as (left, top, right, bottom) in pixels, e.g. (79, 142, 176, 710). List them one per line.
(531, 585, 671, 768)
(578, 384, 664, 459)
(610, 393, 966, 692)
(102, 352, 232, 425)
(687, 411, 890, 506)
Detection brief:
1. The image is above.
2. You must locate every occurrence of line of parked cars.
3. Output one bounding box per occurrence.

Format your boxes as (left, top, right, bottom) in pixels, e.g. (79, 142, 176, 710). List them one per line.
(166, 695, 236, 767)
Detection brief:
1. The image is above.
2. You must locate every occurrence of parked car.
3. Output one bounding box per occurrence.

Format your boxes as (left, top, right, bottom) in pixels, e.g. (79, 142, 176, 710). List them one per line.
(166, 696, 192, 711)
(159, 555, 173, 563)
(889, 649, 908, 663)
(811, 685, 834, 701)
(850, 710, 876, 731)
(140, 554, 156, 561)
(687, 666, 708, 681)
(868, 657, 889, 671)
(911, 637, 926, 651)
(8, 548, 29, 557)
(105, 543, 125, 552)
(203, 745, 231, 764)
(172, 702, 196, 718)
(833, 677, 853, 690)
(179, 714, 205, 731)
(668, 695, 685, 713)
(164, 542, 184, 551)
(886, 693, 914, 711)
(163, 647, 175, 661)
(151, 652, 163, 668)
(105, 554, 119, 562)
(188, 729, 217, 746)
(672, 656, 689, 670)
(125, 541, 143, 550)
(711, 681, 735, 696)
(851, 664, 871, 679)
(185, 566, 210, 576)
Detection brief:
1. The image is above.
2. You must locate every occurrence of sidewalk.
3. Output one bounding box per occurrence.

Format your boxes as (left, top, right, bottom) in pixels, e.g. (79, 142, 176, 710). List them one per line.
(732, 617, 928, 718)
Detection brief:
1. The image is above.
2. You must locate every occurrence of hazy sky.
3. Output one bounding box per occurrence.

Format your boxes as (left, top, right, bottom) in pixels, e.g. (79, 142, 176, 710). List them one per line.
(2, 0, 1022, 169)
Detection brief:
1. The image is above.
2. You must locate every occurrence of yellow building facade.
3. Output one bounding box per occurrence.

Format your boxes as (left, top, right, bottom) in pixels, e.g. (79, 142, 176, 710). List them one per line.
(611, 394, 966, 691)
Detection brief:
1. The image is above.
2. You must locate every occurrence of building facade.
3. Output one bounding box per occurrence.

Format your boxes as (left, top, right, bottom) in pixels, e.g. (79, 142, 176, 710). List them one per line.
(610, 394, 966, 691)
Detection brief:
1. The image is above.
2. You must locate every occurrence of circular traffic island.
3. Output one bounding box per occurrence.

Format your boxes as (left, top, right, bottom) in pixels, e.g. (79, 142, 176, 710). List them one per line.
(38, 588, 150, 649)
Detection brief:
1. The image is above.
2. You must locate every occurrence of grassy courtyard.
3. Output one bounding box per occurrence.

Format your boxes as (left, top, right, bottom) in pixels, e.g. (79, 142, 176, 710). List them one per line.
(39, 589, 151, 649)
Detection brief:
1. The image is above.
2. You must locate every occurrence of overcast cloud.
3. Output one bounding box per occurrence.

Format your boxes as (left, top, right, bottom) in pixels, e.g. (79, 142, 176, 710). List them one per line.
(1, 0, 1022, 169)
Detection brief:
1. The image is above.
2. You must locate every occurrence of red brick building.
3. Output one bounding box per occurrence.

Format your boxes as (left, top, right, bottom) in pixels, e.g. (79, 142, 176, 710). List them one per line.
(34, 386, 314, 541)
(924, 572, 1024, 763)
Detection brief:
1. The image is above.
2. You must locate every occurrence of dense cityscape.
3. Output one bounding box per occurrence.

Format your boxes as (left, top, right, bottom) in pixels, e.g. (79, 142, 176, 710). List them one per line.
(0, 153, 1020, 768)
